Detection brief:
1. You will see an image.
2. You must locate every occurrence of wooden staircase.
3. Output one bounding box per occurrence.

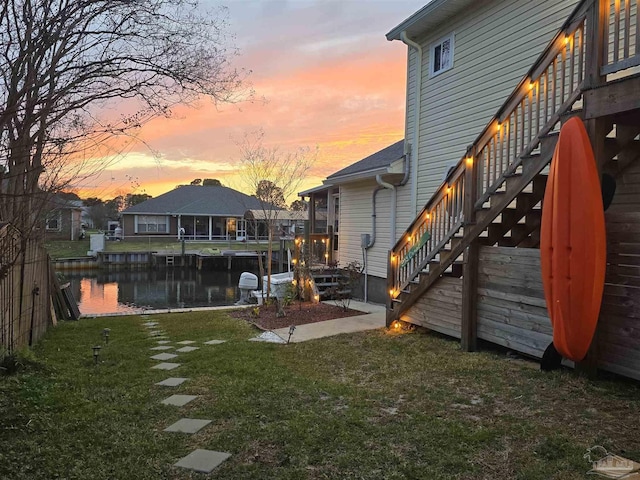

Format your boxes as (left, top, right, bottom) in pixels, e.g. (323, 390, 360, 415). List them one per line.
(386, 0, 640, 335)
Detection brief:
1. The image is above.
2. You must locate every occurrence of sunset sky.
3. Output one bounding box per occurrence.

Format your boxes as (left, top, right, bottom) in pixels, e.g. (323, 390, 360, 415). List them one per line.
(76, 0, 426, 202)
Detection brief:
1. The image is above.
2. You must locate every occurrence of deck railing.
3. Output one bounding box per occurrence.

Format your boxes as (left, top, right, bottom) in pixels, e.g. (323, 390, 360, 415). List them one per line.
(388, 0, 611, 300)
(602, 0, 640, 75)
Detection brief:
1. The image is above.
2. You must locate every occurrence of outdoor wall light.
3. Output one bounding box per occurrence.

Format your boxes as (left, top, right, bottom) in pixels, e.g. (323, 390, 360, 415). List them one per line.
(466, 157, 473, 167)
(287, 325, 296, 344)
(102, 328, 111, 344)
(92, 345, 102, 365)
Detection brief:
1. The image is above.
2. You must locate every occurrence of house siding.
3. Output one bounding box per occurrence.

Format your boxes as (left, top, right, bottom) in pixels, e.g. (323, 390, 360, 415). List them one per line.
(339, 181, 394, 279)
(403, 0, 579, 213)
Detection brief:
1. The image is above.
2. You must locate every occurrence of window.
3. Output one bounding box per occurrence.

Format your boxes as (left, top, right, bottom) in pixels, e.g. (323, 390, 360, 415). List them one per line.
(135, 215, 169, 233)
(46, 213, 61, 231)
(429, 33, 454, 77)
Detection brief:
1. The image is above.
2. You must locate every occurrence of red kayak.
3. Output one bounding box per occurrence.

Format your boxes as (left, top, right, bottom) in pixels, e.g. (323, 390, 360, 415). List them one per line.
(540, 117, 606, 362)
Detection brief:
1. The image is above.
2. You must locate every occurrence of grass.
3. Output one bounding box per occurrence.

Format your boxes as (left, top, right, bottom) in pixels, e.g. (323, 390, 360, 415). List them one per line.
(45, 237, 274, 259)
(1, 313, 639, 479)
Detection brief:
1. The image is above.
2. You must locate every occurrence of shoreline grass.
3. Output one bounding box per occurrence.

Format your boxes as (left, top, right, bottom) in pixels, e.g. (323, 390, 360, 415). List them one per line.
(45, 237, 276, 260)
(1, 312, 639, 479)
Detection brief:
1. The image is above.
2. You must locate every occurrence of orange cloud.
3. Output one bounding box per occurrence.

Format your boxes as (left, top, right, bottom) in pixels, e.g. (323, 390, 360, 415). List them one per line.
(77, 39, 408, 201)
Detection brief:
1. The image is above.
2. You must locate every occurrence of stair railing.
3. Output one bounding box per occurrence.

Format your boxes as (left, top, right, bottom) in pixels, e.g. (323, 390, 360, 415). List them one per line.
(388, 0, 599, 302)
(601, 0, 640, 76)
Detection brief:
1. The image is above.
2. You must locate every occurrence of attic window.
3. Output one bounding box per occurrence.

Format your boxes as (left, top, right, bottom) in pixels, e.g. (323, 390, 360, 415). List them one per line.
(429, 33, 454, 77)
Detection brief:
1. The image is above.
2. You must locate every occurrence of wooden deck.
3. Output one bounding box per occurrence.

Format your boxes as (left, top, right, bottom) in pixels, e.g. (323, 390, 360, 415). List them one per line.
(388, 0, 640, 380)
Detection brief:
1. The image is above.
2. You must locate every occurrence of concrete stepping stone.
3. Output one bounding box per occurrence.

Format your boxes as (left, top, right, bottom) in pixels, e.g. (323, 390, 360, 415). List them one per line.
(204, 340, 226, 345)
(164, 418, 212, 434)
(142, 322, 158, 327)
(175, 346, 199, 353)
(152, 362, 181, 371)
(175, 449, 231, 473)
(150, 353, 178, 361)
(149, 331, 166, 336)
(150, 346, 174, 351)
(161, 394, 198, 407)
(176, 340, 196, 345)
(250, 331, 286, 344)
(155, 377, 189, 387)
(156, 340, 171, 344)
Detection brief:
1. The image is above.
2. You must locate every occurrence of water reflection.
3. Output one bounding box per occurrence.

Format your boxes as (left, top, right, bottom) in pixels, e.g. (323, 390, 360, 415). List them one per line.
(63, 268, 246, 315)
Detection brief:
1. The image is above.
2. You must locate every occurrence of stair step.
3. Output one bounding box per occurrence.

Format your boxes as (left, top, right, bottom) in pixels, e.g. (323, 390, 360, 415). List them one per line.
(315, 281, 340, 287)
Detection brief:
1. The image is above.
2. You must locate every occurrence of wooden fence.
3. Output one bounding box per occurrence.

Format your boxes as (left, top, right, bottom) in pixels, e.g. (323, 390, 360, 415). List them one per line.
(0, 223, 54, 352)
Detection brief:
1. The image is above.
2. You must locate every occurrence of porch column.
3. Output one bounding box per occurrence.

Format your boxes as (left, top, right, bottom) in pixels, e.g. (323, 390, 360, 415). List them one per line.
(209, 216, 212, 241)
(461, 148, 479, 352)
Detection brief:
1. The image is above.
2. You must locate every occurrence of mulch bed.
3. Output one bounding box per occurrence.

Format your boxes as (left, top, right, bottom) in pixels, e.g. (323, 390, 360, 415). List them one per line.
(229, 301, 364, 330)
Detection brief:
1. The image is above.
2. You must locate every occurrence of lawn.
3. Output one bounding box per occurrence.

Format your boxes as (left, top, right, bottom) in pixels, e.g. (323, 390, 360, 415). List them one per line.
(45, 236, 274, 259)
(1, 312, 639, 479)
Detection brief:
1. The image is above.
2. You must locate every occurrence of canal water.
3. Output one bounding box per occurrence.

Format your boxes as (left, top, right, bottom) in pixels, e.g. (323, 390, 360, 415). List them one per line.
(62, 268, 249, 315)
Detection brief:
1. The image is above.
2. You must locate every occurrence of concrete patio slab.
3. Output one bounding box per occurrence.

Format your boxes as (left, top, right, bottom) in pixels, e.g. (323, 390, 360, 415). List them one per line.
(204, 340, 227, 345)
(152, 362, 181, 371)
(176, 340, 196, 345)
(150, 353, 178, 361)
(155, 377, 189, 387)
(164, 418, 212, 434)
(175, 346, 199, 353)
(161, 394, 198, 407)
(271, 301, 386, 343)
(150, 346, 174, 351)
(174, 449, 231, 473)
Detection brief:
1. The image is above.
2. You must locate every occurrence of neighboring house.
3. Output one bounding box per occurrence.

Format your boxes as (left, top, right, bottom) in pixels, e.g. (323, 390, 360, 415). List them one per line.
(244, 209, 307, 238)
(301, 140, 406, 303)
(121, 185, 283, 241)
(43, 197, 83, 241)
(383, 0, 640, 380)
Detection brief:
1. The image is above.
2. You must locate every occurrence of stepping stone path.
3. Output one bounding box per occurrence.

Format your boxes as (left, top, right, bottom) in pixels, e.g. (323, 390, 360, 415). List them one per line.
(155, 377, 189, 387)
(145, 321, 231, 473)
(161, 394, 198, 407)
(152, 362, 181, 371)
(150, 353, 178, 361)
(175, 346, 199, 353)
(175, 449, 231, 474)
(164, 418, 211, 434)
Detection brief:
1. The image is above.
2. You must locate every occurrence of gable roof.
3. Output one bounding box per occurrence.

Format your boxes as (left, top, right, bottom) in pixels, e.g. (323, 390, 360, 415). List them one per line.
(386, 0, 477, 41)
(325, 140, 405, 184)
(121, 185, 265, 216)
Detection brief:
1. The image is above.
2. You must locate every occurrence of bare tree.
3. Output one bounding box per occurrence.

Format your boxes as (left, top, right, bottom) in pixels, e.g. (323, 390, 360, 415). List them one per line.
(0, 0, 246, 241)
(237, 131, 316, 307)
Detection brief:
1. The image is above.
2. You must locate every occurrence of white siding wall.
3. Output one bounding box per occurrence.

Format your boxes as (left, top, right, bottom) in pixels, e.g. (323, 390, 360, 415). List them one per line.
(339, 182, 394, 279)
(403, 0, 579, 213)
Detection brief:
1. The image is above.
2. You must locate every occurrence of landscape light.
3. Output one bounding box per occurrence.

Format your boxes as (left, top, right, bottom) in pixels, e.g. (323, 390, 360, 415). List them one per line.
(92, 345, 102, 365)
(287, 325, 296, 344)
(102, 328, 111, 344)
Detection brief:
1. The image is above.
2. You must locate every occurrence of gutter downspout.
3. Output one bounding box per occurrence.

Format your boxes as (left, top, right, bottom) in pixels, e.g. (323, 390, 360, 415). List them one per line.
(400, 31, 422, 216)
(363, 185, 385, 303)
